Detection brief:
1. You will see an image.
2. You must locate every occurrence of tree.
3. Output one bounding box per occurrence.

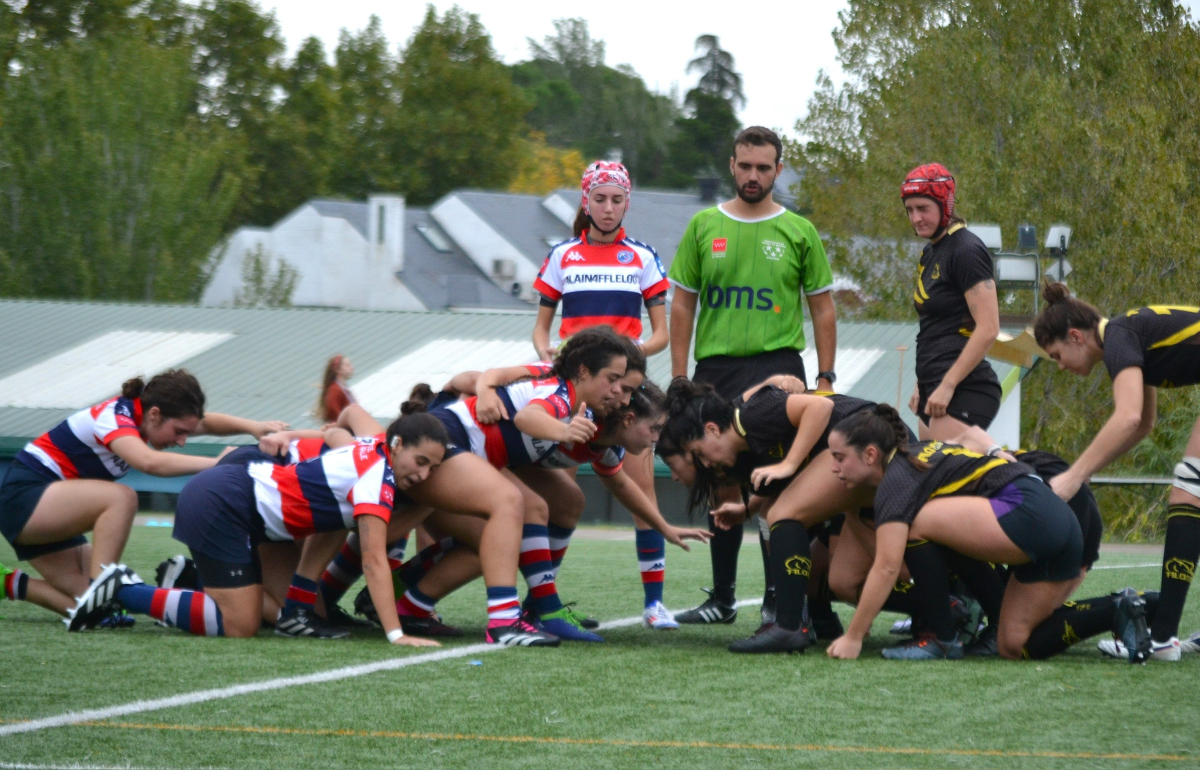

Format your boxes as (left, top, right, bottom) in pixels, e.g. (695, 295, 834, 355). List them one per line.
(794, 0, 1200, 536)
(508, 132, 587, 195)
(233, 244, 297, 307)
(394, 5, 529, 202)
(686, 34, 745, 108)
(0, 33, 245, 301)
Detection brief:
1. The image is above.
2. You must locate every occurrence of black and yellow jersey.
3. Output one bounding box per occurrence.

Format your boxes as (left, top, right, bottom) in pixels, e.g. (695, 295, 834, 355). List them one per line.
(1101, 305, 1200, 388)
(874, 441, 1035, 527)
(912, 224, 999, 390)
(726, 386, 873, 496)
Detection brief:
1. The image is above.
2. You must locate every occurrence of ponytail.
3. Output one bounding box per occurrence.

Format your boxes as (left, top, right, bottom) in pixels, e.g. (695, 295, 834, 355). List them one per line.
(572, 206, 589, 238)
(123, 369, 206, 420)
(1033, 282, 1102, 348)
(400, 383, 436, 416)
(663, 377, 735, 447)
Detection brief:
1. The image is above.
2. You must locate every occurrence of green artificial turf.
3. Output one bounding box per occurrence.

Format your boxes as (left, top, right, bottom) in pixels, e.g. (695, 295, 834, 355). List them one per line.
(0, 524, 1196, 770)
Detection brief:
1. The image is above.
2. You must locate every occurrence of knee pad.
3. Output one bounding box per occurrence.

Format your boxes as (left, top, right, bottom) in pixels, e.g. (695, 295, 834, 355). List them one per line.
(1172, 457, 1200, 499)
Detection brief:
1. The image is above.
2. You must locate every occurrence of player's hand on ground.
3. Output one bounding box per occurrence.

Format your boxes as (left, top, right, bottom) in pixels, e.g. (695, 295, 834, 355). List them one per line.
(750, 461, 797, 491)
(664, 525, 712, 551)
(908, 385, 920, 416)
(475, 387, 508, 424)
(1050, 471, 1083, 502)
(923, 383, 955, 419)
(393, 635, 440, 648)
(709, 501, 747, 530)
(826, 634, 862, 659)
(562, 402, 597, 444)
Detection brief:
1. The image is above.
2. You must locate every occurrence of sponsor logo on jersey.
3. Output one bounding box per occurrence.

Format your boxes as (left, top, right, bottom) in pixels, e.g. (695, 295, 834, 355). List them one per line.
(563, 273, 639, 285)
(617, 250, 635, 264)
(762, 240, 786, 261)
(565, 251, 587, 262)
(711, 238, 727, 258)
(705, 285, 778, 312)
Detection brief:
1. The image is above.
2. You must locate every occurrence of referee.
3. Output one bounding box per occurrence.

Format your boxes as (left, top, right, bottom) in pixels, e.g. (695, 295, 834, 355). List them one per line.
(668, 126, 837, 625)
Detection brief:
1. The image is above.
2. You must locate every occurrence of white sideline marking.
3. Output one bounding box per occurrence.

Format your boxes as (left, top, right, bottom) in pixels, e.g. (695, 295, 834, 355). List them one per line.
(0, 600, 763, 736)
(1090, 563, 1160, 570)
(0, 764, 191, 770)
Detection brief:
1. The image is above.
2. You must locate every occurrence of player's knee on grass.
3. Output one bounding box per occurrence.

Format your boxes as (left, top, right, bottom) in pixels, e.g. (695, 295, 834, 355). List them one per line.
(998, 625, 1029, 660)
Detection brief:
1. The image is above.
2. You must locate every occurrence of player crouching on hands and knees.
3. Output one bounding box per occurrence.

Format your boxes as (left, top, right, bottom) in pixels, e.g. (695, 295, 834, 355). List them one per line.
(824, 405, 1153, 662)
(0, 369, 286, 628)
(72, 412, 446, 646)
(1033, 283, 1200, 660)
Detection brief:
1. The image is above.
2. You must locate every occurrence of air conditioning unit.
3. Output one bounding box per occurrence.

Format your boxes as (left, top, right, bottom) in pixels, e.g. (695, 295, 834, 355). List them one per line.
(493, 259, 516, 281)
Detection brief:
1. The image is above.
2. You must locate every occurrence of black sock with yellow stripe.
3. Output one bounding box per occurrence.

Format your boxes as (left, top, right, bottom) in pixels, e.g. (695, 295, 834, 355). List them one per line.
(1022, 595, 1119, 659)
(1151, 505, 1200, 641)
(769, 520, 811, 632)
(882, 581, 919, 616)
(903, 541, 956, 642)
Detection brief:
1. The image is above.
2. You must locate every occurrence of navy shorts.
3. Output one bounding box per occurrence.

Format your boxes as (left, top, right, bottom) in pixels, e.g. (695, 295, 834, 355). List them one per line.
(992, 476, 1083, 583)
(173, 464, 265, 585)
(217, 445, 286, 467)
(429, 408, 468, 459)
(0, 462, 89, 561)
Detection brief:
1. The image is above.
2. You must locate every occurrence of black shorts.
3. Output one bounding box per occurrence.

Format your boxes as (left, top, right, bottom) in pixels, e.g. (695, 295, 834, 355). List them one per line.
(173, 464, 266, 582)
(1071, 485, 1103, 570)
(916, 377, 1001, 428)
(693, 349, 808, 401)
(0, 462, 89, 561)
(993, 476, 1083, 583)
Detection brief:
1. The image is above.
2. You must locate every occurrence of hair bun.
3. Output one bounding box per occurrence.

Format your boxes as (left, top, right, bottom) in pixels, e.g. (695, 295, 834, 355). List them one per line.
(1042, 282, 1070, 305)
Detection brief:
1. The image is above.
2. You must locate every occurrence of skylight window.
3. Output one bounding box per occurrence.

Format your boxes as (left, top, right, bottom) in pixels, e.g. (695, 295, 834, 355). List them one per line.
(415, 224, 453, 253)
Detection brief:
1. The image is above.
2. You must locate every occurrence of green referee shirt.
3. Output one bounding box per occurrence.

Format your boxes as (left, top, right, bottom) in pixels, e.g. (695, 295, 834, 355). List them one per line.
(669, 205, 833, 360)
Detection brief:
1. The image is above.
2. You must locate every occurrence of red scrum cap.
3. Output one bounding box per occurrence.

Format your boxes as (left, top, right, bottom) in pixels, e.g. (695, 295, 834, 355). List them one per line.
(900, 163, 956, 229)
(580, 161, 631, 215)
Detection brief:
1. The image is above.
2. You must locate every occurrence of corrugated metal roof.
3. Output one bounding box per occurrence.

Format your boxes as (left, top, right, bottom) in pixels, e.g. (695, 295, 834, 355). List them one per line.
(0, 299, 1015, 445)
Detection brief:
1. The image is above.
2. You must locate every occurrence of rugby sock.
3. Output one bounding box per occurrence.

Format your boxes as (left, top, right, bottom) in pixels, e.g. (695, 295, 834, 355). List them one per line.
(1151, 506, 1200, 641)
(549, 524, 575, 580)
(635, 528, 666, 607)
(769, 520, 811, 632)
(519, 524, 563, 615)
(486, 586, 521, 628)
(1022, 594, 1119, 659)
(319, 534, 363, 608)
(397, 586, 436, 619)
(3, 568, 28, 601)
(284, 575, 319, 613)
(759, 526, 774, 599)
(883, 581, 919, 615)
(808, 573, 838, 626)
(945, 551, 1006, 624)
(398, 538, 452, 588)
(708, 516, 741, 606)
(116, 584, 223, 637)
(903, 541, 957, 642)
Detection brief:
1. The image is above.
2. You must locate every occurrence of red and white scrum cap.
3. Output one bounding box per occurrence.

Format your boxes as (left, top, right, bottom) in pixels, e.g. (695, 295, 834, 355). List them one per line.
(581, 161, 631, 213)
(900, 163, 956, 228)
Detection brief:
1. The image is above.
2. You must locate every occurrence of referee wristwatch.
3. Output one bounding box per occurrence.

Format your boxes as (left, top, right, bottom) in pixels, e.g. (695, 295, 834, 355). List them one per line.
(817, 370, 837, 385)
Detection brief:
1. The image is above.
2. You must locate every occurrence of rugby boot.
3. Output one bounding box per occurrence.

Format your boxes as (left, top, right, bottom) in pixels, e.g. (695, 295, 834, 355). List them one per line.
(1111, 587, 1152, 663)
(675, 588, 737, 624)
(728, 622, 812, 654)
(486, 618, 560, 647)
(275, 605, 351, 639)
(881, 633, 964, 660)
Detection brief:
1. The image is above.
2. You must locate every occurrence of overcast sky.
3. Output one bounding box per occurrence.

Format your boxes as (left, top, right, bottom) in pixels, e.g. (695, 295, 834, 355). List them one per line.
(264, 1, 850, 140)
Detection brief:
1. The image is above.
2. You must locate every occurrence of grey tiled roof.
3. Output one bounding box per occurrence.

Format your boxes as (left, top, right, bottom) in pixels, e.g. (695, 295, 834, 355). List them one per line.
(308, 199, 369, 238)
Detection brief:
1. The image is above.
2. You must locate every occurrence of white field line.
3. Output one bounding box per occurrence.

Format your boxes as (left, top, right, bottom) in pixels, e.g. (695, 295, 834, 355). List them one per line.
(0, 765, 218, 770)
(0, 600, 763, 737)
(1090, 563, 1160, 570)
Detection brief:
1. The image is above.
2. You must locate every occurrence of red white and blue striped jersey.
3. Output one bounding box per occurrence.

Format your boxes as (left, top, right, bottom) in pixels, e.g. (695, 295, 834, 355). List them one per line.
(247, 437, 398, 541)
(442, 376, 585, 469)
(533, 228, 669, 339)
(539, 439, 625, 477)
(16, 397, 143, 481)
(287, 437, 329, 465)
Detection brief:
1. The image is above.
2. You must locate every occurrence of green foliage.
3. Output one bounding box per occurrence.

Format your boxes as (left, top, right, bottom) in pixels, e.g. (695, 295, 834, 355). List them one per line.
(0, 33, 244, 301)
(513, 19, 678, 183)
(233, 244, 297, 307)
(796, 0, 1200, 536)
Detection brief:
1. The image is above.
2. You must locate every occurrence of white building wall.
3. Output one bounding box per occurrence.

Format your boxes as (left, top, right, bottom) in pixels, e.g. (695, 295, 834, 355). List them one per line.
(201, 203, 425, 311)
(430, 194, 538, 301)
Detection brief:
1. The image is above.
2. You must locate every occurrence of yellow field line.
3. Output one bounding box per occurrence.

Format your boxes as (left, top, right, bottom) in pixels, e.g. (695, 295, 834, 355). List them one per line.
(65, 720, 1195, 763)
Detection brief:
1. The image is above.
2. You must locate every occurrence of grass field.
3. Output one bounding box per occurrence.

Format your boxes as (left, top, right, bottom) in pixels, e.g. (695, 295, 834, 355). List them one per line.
(0, 523, 1197, 770)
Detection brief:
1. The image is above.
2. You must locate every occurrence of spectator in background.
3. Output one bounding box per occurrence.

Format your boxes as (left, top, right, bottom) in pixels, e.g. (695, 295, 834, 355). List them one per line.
(318, 355, 356, 424)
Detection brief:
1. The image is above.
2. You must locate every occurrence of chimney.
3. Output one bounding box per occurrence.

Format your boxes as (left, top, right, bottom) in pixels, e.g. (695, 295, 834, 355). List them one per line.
(368, 194, 405, 272)
(697, 177, 720, 203)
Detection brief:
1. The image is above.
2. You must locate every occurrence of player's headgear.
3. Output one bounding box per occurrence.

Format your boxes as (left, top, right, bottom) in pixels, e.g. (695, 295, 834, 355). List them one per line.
(580, 161, 631, 236)
(900, 163, 955, 229)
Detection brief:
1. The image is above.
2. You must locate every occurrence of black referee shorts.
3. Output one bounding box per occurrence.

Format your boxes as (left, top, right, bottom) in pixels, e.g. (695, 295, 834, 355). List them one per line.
(692, 349, 808, 401)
